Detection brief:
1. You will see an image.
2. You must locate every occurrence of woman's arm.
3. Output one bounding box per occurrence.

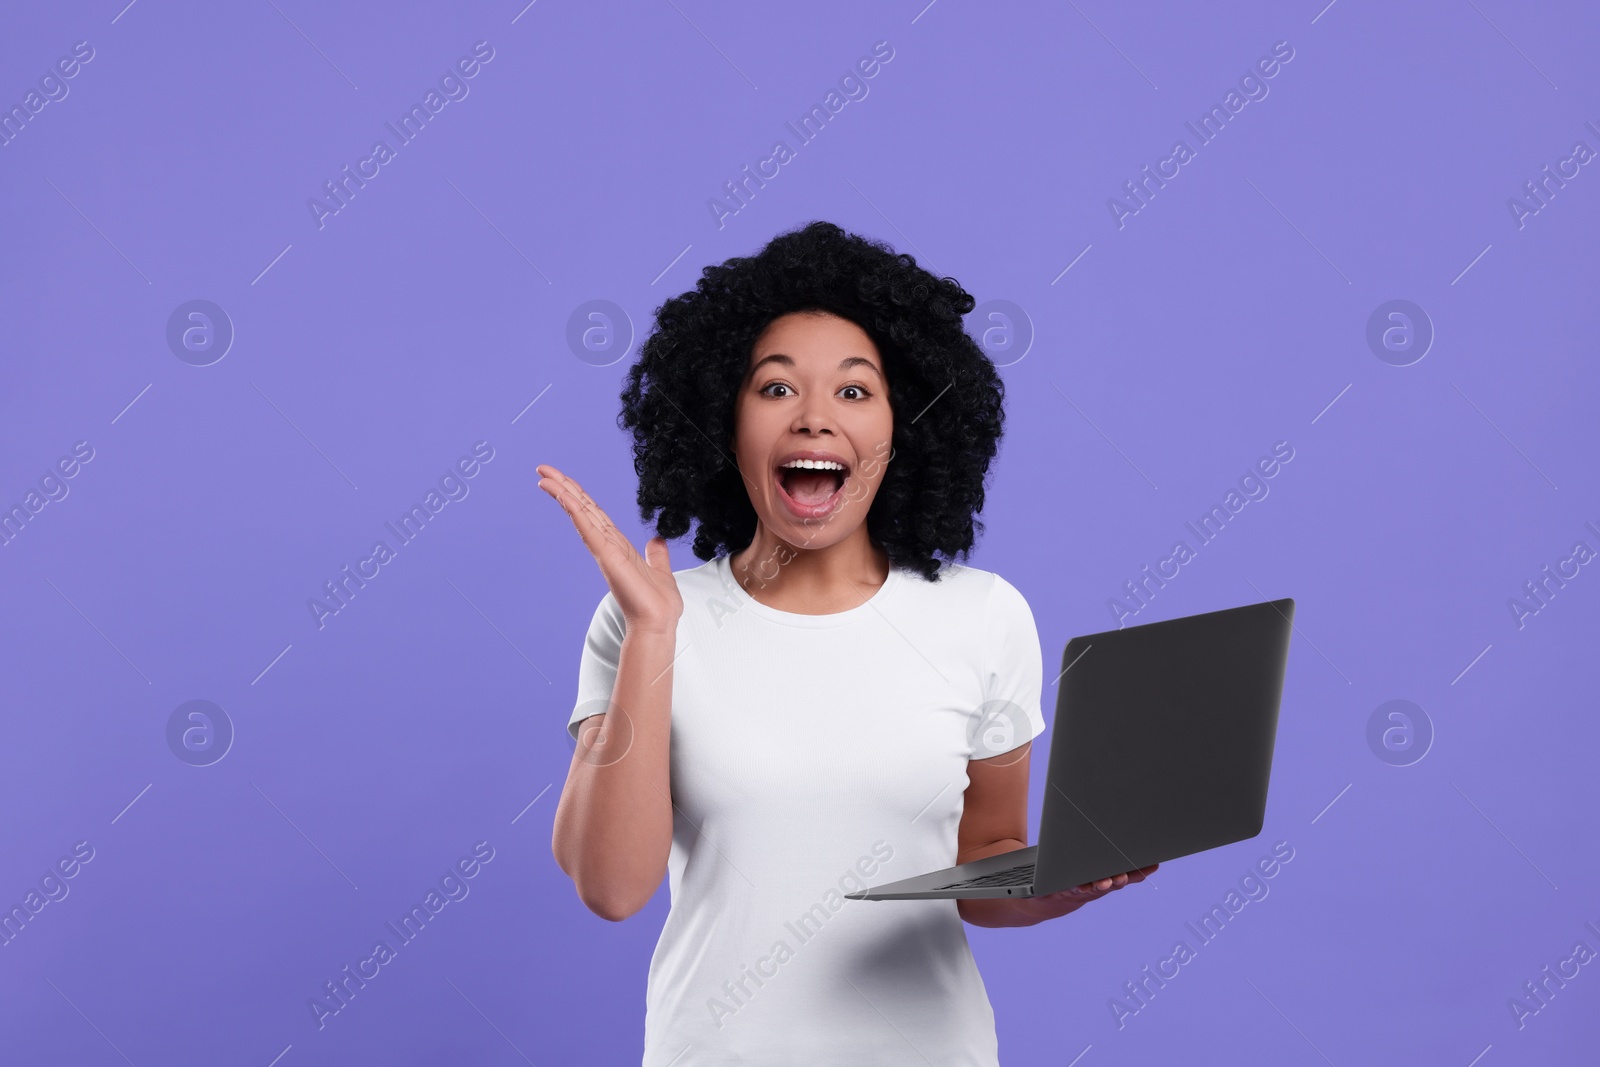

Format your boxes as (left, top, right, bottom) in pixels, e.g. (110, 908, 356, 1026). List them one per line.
(954, 744, 1043, 928)
(538, 464, 683, 923)
(955, 745, 1154, 927)
(551, 623, 677, 922)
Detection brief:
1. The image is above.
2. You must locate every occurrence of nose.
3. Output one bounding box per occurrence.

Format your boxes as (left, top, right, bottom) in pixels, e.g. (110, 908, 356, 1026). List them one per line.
(791, 395, 837, 436)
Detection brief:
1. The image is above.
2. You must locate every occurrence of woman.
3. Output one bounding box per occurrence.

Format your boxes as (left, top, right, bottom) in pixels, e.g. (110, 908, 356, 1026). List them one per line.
(538, 221, 1154, 1065)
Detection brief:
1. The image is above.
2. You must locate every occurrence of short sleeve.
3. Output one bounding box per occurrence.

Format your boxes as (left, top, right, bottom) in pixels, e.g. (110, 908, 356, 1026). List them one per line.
(972, 573, 1048, 759)
(567, 591, 627, 742)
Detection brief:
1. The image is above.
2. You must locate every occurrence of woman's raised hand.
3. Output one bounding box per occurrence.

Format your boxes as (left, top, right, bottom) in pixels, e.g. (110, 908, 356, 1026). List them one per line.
(537, 464, 683, 635)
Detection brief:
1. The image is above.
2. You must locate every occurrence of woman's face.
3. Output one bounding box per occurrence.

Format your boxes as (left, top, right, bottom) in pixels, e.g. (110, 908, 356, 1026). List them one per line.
(730, 311, 894, 550)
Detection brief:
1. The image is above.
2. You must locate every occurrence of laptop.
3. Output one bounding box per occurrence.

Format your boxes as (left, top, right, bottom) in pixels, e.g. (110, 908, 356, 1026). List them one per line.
(846, 597, 1295, 900)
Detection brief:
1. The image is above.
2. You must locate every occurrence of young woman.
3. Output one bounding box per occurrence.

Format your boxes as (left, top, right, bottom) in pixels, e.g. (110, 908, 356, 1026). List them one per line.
(538, 221, 1154, 1065)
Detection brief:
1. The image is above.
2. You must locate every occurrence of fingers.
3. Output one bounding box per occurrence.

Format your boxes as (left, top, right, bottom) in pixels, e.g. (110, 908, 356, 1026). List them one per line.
(537, 465, 592, 511)
(643, 535, 671, 574)
(538, 467, 626, 555)
(537, 466, 596, 516)
(538, 468, 665, 602)
(1071, 867, 1153, 896)
(540, 476, 602, 543)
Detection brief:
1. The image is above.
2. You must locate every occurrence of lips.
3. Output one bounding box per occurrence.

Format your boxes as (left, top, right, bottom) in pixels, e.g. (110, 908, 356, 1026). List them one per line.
(773, 453, 851, 520)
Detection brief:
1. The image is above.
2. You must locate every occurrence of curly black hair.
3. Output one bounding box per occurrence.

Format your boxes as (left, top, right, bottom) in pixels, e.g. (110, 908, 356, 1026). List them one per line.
(617, 220, 1006, 583)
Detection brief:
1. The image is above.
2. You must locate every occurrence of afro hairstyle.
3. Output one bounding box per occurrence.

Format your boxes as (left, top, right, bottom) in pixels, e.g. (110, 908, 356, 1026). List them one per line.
(617, 220, 1007, 582)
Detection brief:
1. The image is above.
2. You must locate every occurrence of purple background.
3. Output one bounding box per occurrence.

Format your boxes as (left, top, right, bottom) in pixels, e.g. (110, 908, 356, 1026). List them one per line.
(3, 1, 1597, 1063)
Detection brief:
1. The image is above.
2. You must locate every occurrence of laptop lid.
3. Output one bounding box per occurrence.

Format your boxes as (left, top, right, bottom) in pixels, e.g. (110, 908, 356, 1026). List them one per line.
(1031, 598, 1294, 894)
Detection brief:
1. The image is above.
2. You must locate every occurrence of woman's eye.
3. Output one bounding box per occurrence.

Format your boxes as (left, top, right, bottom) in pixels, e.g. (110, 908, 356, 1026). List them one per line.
(760, 383, 870, 399)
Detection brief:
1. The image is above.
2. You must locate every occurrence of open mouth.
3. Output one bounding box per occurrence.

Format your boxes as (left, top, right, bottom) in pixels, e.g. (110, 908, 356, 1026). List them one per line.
(775, 460, 849, 518)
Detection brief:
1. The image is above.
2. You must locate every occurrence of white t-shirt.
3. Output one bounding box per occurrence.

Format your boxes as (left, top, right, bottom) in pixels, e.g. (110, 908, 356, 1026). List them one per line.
(567, 553, 1047, 1066)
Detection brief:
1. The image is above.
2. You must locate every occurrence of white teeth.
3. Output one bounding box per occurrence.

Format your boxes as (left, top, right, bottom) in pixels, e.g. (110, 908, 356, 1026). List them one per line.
(779, 459, 845, 471)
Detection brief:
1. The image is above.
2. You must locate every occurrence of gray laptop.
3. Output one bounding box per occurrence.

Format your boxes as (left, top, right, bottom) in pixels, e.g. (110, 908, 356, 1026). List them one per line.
(847, 597, 1295, 900)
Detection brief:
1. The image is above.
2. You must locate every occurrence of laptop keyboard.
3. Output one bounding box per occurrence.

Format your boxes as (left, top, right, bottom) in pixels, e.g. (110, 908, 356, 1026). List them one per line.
(933, 863, 1035, 891)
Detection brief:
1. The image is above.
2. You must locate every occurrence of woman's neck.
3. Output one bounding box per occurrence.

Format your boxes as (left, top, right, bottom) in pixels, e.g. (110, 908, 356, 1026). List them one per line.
(728, 526, 890, 614)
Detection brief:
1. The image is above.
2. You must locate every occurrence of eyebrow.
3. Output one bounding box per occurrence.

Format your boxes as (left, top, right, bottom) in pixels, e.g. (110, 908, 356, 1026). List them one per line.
(749, 353, 885, 382)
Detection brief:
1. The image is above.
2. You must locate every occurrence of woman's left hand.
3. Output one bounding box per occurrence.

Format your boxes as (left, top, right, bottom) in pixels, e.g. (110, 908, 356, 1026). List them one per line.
(1012, 863, 1159, 923)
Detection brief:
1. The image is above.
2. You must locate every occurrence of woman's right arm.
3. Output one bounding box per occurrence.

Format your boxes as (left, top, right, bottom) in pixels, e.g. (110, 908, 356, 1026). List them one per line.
(551, 622, 677, 921)
(538, 464, 683, 922)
